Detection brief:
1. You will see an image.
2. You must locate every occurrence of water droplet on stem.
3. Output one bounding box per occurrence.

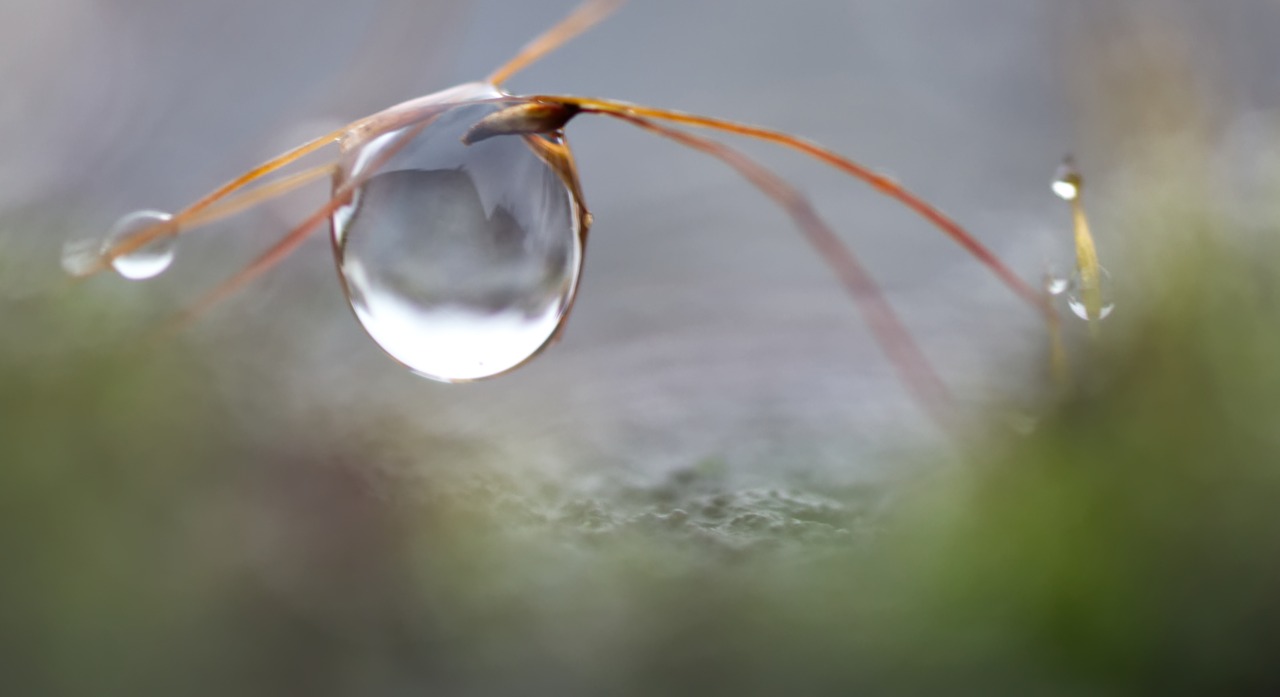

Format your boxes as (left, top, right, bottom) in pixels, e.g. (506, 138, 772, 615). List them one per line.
(1052, 158, 1082, 202)
(1066, 266, 1115, 320)
(331, 90, 585, 382)
(101, 210, 177, 280)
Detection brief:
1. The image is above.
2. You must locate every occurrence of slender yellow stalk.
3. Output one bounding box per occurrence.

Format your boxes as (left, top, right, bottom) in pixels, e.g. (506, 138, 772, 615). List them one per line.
(1072, 196, 1104, 335)
(1056, 158, 1105, 336)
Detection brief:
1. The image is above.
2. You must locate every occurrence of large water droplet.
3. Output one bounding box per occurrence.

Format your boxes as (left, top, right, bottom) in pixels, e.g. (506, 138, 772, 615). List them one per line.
(332, 88, 584, 382)
(1066, 266, 1115, 320)
(101, 210, 177, 280)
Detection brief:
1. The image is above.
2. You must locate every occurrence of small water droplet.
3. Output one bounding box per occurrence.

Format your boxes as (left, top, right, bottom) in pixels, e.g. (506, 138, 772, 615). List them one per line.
(331, 86, 584, 382)
(1052, 158, 1082, 201)
(102, 210, 177, 280)
(1051, 179, 1079, 202)
(1066, 266, 1115, 320)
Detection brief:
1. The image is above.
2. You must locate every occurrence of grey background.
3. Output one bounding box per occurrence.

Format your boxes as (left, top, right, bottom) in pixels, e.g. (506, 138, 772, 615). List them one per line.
(4, 0, 1276, 483)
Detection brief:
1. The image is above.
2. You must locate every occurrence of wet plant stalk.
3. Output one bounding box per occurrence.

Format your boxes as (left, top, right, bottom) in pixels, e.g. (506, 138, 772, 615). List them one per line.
(1072, 194, 1105, 338)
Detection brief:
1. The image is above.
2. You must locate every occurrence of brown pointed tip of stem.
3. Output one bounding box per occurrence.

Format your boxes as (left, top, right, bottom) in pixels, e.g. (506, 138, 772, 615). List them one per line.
(1055, 155, 1083, 191)
(461, 102, 581, 145)
(1061, 156, 1080, 178)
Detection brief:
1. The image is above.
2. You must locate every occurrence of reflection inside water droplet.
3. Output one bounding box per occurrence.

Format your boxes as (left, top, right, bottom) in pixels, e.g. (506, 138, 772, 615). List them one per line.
(100, 210, 177, 280)
(331, 90, 584, 382)
(1066, 266, 1115, 320)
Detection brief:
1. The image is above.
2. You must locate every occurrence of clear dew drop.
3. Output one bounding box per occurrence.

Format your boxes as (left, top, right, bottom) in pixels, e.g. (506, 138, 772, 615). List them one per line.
(1051, 178, 1079, 202)
(1052, 159, 1081, 202)
(1066, 266, 1115, 321)
(331, 91, 583, 382)
(99, 210, 177, 280)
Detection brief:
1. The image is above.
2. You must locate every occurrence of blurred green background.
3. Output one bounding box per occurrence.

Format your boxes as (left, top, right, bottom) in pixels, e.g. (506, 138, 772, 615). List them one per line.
(5, 0, 1280, 694)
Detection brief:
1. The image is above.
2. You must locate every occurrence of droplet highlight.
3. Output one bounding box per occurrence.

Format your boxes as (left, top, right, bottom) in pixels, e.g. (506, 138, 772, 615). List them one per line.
(1066, 266, 1115, 321)
(1052, 158, 1082, 201)
(1043, 265, 1071, 296)
(101, 210, 177, 280)
(331, 87, 585, 382)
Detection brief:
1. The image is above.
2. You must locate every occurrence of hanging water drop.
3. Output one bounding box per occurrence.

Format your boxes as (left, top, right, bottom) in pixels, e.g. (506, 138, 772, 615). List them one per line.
(1066, 266, 1115, 320)
(100, 210, 177, 280)
(331, 86, 586, 382)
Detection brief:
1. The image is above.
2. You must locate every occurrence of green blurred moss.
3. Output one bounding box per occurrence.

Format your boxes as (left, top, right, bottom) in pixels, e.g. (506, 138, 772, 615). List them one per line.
(8, 186, 1280, 697)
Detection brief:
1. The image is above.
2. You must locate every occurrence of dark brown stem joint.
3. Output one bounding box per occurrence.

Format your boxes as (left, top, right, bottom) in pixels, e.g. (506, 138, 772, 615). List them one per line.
(461, 101, 582, 145)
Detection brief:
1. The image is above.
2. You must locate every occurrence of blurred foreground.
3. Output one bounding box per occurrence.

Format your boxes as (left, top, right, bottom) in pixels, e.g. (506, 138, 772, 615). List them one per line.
(7, 147, 1280, 695)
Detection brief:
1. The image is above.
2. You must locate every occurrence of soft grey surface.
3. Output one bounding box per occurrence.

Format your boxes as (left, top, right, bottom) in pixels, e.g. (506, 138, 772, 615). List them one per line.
(4, 0, 1276, 482)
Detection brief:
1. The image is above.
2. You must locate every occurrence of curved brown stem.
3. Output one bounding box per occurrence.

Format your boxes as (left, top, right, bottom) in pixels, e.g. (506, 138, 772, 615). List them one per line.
(534, 94, 1056, 324)
(487, 0, 627, 88)
(597, 110, 956, 430)
(180, 163, 338, 229)
(158, 115, 440, 333)
(84, 126, 350, 277)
